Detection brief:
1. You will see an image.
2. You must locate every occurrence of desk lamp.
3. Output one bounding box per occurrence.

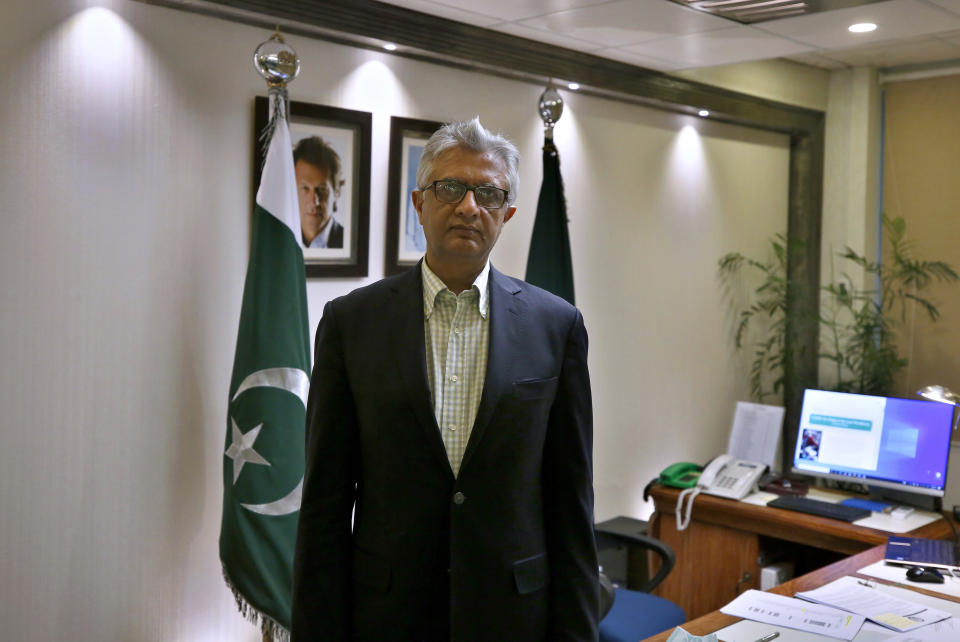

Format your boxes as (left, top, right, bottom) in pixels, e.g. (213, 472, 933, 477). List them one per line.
(917, 384, 960, 432)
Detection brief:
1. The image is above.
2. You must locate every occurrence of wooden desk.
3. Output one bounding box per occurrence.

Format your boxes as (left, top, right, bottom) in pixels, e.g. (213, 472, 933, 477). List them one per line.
(641, 544, 960, 641)
(647, 484, 954, 619)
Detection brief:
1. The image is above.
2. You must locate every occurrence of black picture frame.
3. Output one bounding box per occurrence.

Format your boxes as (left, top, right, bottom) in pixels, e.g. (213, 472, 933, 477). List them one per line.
(254, 96, 371, 278)
(384, 116, 443, 276)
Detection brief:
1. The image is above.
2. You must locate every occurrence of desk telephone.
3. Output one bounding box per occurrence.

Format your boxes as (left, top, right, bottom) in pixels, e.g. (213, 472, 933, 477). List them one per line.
(672, 454, 768, 530)
(698, 454, 766, 500)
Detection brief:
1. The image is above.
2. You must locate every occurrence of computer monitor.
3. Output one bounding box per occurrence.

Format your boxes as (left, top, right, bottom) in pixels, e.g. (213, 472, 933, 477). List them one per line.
(791, 389, 954, 505)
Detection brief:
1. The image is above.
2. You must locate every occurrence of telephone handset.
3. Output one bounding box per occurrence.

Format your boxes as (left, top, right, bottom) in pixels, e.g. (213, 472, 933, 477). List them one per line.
(697, 454, 766, 500)
(658, 462, 702, 489)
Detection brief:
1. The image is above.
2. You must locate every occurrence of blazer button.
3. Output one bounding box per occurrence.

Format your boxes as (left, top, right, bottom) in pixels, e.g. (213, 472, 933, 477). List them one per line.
(453, 491, 466, 505)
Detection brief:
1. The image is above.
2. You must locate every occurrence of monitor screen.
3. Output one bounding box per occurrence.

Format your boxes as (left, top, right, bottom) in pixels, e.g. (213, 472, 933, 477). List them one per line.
(792, 389, 955, 497)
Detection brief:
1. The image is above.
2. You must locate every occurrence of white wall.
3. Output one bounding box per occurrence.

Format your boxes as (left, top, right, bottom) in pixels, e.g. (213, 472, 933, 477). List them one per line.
(563, 104, 789, 517)
(0, 0, 793, 638)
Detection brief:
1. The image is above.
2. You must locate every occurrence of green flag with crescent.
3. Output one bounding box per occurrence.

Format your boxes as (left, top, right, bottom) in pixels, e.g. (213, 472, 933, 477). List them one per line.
(525, 138, 575, 305)
(220, 88, 310, 641)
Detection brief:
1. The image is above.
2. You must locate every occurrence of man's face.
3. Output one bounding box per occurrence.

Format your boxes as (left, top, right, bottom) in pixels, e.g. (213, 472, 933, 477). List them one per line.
(295, 160, 335, 243)
(412, 147, 516, 270)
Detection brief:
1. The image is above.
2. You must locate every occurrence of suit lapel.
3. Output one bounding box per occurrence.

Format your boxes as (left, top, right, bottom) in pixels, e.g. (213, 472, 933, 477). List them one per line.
(391, 264, 454, 479)
(459, 267, 523, 475)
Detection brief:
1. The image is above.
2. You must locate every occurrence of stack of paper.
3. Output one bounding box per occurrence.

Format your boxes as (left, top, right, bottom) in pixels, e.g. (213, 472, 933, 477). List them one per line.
(874, 617, 960, 642)
(721, 590, 865, 640)
(795, 576, 951, 633)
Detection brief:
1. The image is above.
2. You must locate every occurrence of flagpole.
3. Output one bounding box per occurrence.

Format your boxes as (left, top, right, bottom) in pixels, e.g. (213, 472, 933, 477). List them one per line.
(525, 85, 576, 304)
(220, 28, 308, 642)
(259, 36, 301, 642)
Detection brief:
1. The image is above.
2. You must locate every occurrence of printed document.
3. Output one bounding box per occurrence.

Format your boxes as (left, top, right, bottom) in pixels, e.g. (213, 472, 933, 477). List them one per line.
(796, 576, 951, 632)
(728, 401, 784, 468)
(877, 617, 960, 641)
(720, 589, 864, 640)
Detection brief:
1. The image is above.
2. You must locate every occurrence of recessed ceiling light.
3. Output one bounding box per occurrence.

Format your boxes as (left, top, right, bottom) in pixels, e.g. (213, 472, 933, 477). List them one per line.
(383, 43, 397, 51)
(848, 23, 877, 33)
(698, 109, 710, 117)
(568, 82, 580, 90)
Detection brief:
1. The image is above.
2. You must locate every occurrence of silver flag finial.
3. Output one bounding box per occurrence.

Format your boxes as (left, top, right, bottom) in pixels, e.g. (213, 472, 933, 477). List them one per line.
(538, 85, 564, 140)
(253, 28, 300, 88)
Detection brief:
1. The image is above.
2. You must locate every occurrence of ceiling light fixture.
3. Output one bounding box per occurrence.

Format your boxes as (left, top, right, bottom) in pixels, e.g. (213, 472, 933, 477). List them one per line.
(698, 0, 769, 7)
(568, 82, 580, 90)
(383, 43, 397, 51)
(707, 0, 796, 9)
(698, 110, 710, 117)
(848, 22, 877, 33)
(732, 2, 804, 16)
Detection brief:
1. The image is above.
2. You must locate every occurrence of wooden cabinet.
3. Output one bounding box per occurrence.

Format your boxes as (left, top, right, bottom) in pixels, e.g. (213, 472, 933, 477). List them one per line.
(647, 484, 954, 620)
(652, 508, 759, 618)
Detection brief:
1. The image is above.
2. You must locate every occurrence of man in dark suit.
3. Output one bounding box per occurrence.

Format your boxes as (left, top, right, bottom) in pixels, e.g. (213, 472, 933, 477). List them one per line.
(292, 118, 598, 641)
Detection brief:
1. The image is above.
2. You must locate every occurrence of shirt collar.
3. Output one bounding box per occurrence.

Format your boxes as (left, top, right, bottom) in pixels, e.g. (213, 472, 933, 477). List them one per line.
(422, 260, 490, 320)
(307, 217, 335, 248)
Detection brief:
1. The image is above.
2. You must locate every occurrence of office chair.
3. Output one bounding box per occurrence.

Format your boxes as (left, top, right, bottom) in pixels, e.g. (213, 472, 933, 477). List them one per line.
(597, 530, 686, 642)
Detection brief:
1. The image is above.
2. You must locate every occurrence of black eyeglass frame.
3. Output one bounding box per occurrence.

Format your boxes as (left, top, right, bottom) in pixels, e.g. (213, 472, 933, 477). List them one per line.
(422, 179, 510, 209)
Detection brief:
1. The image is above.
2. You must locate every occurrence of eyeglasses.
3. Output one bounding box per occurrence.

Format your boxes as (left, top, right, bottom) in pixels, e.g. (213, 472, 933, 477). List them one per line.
(423, 179, 509, 209)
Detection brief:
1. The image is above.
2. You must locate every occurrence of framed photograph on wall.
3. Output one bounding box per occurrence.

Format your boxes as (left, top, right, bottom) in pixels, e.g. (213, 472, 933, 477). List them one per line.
(384, 116, 443, 276)
(254, 96, 371, 277)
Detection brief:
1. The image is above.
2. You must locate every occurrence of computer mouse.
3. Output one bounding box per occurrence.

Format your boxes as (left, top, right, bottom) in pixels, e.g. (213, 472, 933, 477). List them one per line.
(906, 566, 945, 583)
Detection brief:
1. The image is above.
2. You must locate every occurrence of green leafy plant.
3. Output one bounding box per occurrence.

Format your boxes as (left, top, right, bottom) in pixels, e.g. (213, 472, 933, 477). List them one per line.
(718, 233, 792, 402)
(720, 216, 958, 401)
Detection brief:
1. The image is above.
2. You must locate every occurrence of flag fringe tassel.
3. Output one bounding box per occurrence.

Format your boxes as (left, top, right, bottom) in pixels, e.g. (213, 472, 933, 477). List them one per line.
(221, 565, 290, 642)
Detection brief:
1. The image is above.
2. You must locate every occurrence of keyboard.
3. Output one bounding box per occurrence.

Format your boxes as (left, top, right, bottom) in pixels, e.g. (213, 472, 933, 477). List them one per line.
(767, 495, 871, 522)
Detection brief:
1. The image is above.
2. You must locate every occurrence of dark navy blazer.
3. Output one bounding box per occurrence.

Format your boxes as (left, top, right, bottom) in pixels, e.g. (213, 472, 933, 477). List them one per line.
(292, 264, 599, 641)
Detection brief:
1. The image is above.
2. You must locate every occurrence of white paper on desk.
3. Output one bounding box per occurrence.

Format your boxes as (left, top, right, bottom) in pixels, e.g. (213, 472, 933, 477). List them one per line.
(877, 617, 960, 642)
(720, 589, 864, 640)
(796, 576, 951, 632)
(728, 401, 784, 468)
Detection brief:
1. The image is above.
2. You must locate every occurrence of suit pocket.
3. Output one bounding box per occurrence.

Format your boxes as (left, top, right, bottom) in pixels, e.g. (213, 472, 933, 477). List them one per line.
(512, 376, 558, 400)
(353, 547, 392, 593)
(512, 552, 550, 595)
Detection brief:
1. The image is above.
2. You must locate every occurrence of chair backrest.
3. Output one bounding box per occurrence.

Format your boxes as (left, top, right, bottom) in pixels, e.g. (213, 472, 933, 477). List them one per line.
(599, 571, 616, 618)
(596, 530, 678, 620)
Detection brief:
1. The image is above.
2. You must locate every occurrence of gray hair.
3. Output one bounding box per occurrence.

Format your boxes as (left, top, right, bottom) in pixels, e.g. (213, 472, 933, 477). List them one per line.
(416, 117, 520, 205)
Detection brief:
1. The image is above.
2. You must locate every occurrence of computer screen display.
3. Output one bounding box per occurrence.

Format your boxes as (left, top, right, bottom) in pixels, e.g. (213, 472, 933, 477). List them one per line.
(792, 389, 955, 496)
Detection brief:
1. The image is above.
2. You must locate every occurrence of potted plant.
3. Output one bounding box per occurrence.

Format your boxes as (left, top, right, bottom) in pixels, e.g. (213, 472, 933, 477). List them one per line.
(719, 215, 957, 401)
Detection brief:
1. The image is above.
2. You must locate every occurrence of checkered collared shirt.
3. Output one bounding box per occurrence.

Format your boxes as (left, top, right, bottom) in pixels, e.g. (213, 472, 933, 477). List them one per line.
(422, 260, 490, 477)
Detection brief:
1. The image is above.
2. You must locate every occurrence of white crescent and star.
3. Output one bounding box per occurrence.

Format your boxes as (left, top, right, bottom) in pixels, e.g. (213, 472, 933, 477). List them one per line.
(227, 366, 309, 516)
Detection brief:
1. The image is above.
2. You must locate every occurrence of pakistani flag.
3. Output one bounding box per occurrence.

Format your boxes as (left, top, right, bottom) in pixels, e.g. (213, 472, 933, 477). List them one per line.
(220, 90, 310, 641)
(525, 139, 575, 305)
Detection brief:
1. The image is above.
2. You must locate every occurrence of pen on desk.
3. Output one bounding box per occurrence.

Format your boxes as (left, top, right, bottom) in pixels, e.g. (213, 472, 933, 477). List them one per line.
(753, 633, 779, 642)
(857, 580, 874, 588)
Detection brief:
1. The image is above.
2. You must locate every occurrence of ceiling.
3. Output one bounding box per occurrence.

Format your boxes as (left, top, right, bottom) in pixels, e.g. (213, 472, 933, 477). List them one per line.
(377, 0, 960, 71)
